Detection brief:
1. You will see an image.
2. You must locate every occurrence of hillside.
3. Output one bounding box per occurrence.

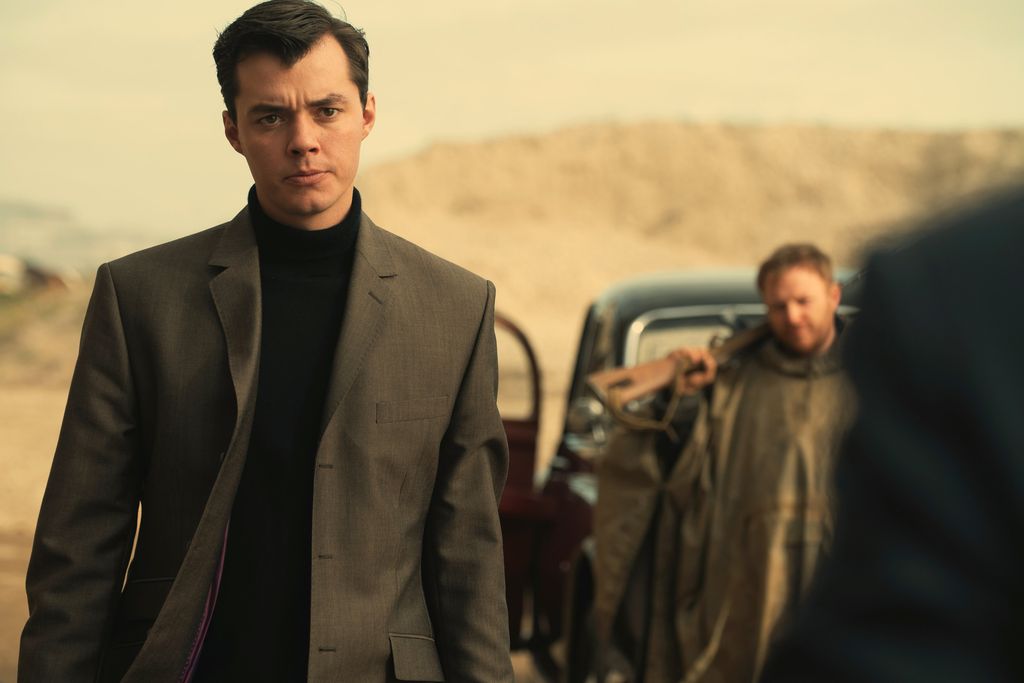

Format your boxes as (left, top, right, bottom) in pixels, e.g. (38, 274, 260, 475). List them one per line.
(362, 121, 1024, 265)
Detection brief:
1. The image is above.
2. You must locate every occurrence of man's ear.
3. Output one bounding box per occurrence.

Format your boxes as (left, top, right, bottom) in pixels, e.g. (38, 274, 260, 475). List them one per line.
(223, 111, 243, 154)
(829, 281, 842, 309)
(361, 92, 377, 140)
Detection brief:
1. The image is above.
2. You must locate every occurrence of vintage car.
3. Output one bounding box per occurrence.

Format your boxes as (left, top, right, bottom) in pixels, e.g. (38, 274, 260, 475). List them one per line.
(495, 269, 859, 681)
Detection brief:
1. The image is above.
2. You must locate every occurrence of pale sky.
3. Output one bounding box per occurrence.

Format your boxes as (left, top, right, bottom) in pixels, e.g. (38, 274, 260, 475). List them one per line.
(1, 0, 1022, 235)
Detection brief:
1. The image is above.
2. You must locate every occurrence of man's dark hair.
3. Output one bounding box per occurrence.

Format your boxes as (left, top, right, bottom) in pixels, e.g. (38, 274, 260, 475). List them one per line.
(757, 243, 834, 291)
(214, 0, 369, 121)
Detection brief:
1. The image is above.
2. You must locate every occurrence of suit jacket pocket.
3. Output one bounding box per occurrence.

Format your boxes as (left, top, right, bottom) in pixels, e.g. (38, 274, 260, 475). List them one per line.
(377, 396, 450, 424)
(389, 633, 445, 681)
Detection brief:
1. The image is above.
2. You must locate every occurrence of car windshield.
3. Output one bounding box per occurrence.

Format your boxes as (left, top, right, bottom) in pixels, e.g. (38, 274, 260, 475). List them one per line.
(626, 307, 768, 366)
(636, 320, 745, 364)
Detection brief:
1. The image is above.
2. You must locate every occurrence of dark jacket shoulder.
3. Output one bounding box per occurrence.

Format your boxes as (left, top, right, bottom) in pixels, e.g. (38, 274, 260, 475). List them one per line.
(369, 218, 488, 290)
(363, 216, 494, 320)
(108, 222, 228, 275)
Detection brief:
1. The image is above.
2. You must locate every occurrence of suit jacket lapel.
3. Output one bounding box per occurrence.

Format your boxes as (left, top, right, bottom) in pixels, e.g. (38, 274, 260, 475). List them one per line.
(125, 209, 262, 681)
(321, 213, 396, 434)
(208, 208, 262, 425)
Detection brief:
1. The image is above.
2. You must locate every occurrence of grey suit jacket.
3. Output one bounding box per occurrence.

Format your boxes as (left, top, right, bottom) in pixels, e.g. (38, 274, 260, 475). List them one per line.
(19, 207, 514, 682)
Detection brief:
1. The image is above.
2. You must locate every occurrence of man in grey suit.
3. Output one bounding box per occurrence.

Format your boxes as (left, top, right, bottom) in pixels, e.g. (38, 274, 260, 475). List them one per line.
(19, 2, 514, 681)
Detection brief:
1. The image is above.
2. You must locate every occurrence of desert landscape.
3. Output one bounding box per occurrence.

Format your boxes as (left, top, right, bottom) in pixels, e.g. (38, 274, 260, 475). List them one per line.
(2, 121, 1023, 680)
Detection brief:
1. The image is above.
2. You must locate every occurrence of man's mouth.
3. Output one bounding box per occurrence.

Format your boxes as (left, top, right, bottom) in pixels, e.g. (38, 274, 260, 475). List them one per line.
(285, 170, 328, 186)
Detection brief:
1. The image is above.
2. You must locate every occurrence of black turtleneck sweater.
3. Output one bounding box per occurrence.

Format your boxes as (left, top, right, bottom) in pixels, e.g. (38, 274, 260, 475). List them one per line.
(194, 188, 360, 682)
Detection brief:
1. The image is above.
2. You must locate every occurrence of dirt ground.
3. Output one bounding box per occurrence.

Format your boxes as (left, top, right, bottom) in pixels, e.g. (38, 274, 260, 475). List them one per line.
(0, 388, 67, 681)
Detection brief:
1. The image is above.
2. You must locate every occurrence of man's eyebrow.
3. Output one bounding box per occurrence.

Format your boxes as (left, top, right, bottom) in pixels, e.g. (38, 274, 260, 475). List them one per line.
(247, 103, 288, 116)
(309, 93, 350, 107)
(246, 94, 350, 116)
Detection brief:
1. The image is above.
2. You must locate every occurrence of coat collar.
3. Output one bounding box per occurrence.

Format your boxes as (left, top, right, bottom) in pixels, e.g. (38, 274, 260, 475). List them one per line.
(134, 209, 264, 680)
(351, 210, 398, 278)
(208, 206, 258, 269)
(208, 201, 397, 273)
(206, 205, 398, 434)
(320, 212, 397, 433)
(207, 207, 262, 428)
(755, 332, 844, 378)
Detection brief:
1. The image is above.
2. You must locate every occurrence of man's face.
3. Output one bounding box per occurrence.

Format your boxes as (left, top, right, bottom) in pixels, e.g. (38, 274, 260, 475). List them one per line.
(761, 265, 841, 356)
(223, 35, 375, 230)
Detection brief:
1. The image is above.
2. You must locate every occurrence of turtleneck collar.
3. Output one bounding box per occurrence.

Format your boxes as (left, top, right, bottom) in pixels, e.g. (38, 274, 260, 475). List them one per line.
(248, 186, 361, 267)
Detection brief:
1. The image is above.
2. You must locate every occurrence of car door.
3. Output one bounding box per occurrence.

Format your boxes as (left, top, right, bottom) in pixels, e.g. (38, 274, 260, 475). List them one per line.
(494, 313, 549, 648)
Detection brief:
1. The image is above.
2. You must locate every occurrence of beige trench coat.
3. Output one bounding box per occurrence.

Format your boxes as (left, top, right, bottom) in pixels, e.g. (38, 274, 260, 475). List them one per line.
(594, 337, 853, 683)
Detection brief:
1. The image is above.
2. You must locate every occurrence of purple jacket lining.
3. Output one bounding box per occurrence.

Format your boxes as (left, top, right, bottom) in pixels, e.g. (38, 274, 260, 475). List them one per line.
(179, 524, 229, 683)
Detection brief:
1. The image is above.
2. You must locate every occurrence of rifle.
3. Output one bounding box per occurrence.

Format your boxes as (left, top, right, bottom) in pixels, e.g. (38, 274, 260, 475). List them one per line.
(587, 322, 771, 421)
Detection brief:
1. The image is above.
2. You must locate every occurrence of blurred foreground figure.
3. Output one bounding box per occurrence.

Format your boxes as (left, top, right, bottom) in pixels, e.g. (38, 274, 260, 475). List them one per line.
(593, 245, 854, 683)
(19, 2, 512, 682)
(760, 189, 1024, 683)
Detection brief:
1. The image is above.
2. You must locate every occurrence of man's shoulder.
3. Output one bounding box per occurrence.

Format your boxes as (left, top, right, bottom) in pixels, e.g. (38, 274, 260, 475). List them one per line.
(874, 185, 1024, 296)
(106, 220, 232, 279)
(714, 339, 846, 412)
(857, 186, 1023, 359)
(365, 217, 490, 296)
(718, 336, 771, 376)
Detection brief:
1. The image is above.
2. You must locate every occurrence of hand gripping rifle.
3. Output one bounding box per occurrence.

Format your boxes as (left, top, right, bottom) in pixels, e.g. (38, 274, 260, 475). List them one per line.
(586, 322, 771, 433)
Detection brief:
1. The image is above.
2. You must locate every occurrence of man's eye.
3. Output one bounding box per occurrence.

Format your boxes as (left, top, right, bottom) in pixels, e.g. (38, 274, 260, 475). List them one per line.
(321, 107, 339, 117)
(258, 114, 281, 125)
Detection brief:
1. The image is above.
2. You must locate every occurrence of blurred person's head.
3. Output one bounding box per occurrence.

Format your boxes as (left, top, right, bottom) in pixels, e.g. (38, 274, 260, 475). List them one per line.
(757, 243, 841, 356)
(214, 0, 375, 229)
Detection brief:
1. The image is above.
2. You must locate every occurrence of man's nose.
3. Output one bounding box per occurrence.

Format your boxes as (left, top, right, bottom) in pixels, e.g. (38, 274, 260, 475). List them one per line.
(288, 116, 319, 156)
(785, 304, 801, 325)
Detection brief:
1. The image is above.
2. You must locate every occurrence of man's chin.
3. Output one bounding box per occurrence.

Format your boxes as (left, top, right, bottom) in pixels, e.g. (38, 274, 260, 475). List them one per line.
(280, 195, 340, 218)
(778, 334, 818, 358)
(787, 335, 835, 357)
(281, 191, 330, 213)
(260, 196, 347, 229)
(289, 202, 329, 217)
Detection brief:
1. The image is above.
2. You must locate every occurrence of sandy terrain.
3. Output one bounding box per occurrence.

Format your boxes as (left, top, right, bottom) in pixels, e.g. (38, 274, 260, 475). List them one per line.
(1, 121, 1022, 681)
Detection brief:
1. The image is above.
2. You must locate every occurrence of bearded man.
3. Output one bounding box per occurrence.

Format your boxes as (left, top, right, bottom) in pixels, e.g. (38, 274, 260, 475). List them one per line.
(760, 191, 1024, 683)
(592, 244, 854, 683)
